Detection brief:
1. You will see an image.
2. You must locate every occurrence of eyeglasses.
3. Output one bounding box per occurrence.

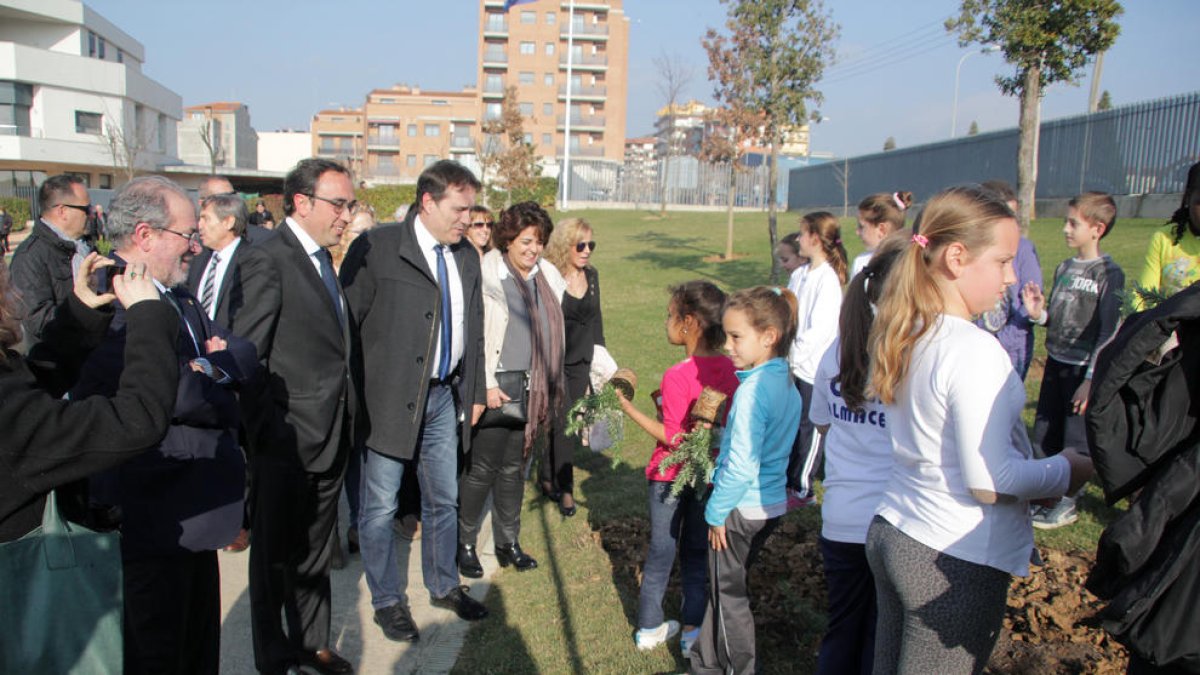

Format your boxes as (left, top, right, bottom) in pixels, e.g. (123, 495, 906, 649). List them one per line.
(156, 228, 201, 246)
(306, 194, 357, 215)
(470, 221, 492, 229)
(58, 203, 92, 214)
(575, 241, 597, 253)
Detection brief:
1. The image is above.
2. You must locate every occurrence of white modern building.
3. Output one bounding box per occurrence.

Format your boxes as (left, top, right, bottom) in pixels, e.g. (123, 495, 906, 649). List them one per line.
(257, 130, 312, 174)
(177, 101, 258, 171)
(0, 0, 182, 192)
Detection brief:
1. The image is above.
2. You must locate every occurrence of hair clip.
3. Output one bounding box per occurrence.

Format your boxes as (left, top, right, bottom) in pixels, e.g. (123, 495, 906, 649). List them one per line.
(911, 233, 929, 249)
(772, 286, 783, 296)
(893, 193, 907, 210)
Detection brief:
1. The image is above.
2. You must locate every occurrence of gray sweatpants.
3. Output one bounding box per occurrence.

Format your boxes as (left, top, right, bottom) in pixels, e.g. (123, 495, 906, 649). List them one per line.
(688, 509, 779, 675)
(864, 516, 1010, 675)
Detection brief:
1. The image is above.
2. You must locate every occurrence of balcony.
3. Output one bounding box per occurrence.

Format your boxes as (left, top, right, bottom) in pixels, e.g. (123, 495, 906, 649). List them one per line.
(367, 134, 400, 148)
(557, 145, 606, 158)
(318, 145, 355, 157)
(482, 51, 508, 68)
(560, 23, 609, 40)
(560, 2, 609, 11)
(559, 53, 607, 71)
(557, 114, 606, 131)
(482, 83, 507, 100)
(557, 83, 607, 101)
(483, 19, 509, 37)
(483, 0, 505, 6)
(450, 136, 475, 153)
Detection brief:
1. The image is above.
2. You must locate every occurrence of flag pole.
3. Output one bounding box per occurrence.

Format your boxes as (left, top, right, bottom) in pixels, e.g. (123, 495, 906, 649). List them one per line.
(561, 0, 575, 211)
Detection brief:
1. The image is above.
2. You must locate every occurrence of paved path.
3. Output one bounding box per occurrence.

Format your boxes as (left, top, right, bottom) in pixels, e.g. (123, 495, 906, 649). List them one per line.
(217, 503, 494, 674)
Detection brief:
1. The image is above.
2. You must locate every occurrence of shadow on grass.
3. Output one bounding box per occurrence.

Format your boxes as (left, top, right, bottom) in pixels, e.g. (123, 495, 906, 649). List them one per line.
(532, 490, 586, 675)
(449, 579, 538, 674)
(628, 231, 768, 290)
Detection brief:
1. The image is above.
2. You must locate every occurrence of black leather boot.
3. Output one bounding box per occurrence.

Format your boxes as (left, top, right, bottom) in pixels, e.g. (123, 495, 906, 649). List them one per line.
(494, 542, 538, 571)
(458, 543, 484, 578)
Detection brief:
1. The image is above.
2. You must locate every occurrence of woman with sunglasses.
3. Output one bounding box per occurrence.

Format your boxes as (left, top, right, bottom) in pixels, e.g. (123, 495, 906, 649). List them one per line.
(542, 218, 605, 516)
(467, 205, 494, 258)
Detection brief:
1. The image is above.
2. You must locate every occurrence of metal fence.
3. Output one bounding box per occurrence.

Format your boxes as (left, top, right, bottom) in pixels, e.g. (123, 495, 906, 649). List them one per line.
(561, 155, 783, 209)
(787, 91, 1200, 210)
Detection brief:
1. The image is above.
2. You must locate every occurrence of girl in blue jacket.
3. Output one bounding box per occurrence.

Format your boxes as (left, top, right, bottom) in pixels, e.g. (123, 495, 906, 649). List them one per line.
(688, 286, 802, 675)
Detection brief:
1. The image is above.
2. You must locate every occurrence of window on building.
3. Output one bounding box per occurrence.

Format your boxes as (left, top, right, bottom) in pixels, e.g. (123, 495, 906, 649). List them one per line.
(519, 41, 535, 55)
(523, 133, 533, 145)
(423, 155, 438, 167)
(377, 154, 396, 172)
(87, 31, 96, 57)
(75, 111, 103, 135)
(407, 154, 417, 167)
(520, 10, 535, 24)
(542, 102, 553, 116)
(546, 11, 556, 24)
(518, 102, 534, 116)
(485, 74, 503, 93)
(424, 124, 440, 137)
(0, 81, 34, 137)
(542, 133, 552, 146)
(485, 103, 502, 121)
(407, 124, 418, 136)
(98, 37, 106, 59)
(99, 174, 113, 189)
(544, 42, 555, 55)
(117, 49, 123, 64)
(544, 73, 554, 86)
(519, 71, 534, 85)
(432, 100, 448, 106)
(379, 97, 396, 104)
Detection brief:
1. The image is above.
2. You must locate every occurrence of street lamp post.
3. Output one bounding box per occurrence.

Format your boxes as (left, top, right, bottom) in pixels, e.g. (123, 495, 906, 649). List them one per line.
(951, 44, 1001, 138)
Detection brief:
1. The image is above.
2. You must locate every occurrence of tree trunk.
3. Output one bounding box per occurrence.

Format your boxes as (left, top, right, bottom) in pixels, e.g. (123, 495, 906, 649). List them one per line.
(1016, 65, 1041, 231)
(767, 128, 781, 284)
(725, 162, 736, 260)
(659, 151, 670, 217)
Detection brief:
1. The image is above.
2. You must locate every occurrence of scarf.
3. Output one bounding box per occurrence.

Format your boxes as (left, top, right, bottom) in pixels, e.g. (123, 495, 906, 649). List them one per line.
(503, 255, 565, 453)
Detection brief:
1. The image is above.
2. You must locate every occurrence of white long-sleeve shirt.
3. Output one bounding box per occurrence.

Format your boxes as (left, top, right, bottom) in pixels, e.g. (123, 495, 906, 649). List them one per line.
(875, 315, 1071, 577)
(787, 262, 842, 383)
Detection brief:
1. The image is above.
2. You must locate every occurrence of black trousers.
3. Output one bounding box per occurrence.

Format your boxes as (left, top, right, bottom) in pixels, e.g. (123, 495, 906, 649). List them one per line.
(248, 451, 347, 674)
(123, 550, 220, 675)
(541, 362, 589, 494)
(459, 425, 526, 547)
(1032, 356, 1090, 457)
(787, 377, 822, 497)
(689, 509, 779, 675)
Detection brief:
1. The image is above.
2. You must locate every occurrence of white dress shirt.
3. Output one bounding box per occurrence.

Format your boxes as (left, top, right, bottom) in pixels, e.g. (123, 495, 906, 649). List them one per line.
(285, 217, 343, 316)
(197, 237, 241, 320)
(414, 215, 465, 376)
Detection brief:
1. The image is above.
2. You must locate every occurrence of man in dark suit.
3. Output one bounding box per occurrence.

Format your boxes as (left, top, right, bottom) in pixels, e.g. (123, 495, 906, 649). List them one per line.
(188, 192, 271, 329)
(198, 174, 273, 244)
(234, 159, 356, 675)
(72, 176, 256, 675)
(340, 160, 488, 641)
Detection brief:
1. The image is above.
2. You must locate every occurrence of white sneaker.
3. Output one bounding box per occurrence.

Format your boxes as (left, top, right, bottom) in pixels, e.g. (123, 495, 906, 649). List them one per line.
(680, 627, 700, 656)
(1032, 496, 1078, 530)
(635, 620, 680, 650)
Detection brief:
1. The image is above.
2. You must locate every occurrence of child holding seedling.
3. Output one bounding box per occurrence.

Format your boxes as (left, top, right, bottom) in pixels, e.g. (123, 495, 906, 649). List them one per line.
(618, 281, 739, 654)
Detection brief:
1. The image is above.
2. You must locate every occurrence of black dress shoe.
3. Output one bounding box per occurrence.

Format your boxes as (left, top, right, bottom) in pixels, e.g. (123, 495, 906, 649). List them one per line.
(559, 493, 577, 517)
(431, 585, 489, 621)
(458, 543, 484, 579)
(494, 542, 538, 571)
(374, 603, 419, 642)
(300, 648, 353, 674)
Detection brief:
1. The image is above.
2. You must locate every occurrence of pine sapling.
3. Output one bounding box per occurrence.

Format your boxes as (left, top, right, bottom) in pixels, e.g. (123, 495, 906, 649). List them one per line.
(656, 387, 728, 496)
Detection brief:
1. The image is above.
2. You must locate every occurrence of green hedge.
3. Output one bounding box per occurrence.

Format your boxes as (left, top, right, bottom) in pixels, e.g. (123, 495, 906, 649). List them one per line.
(356, 185, 417, 221)
(0, 197, 31, 232)
(484, 177, 558, 211)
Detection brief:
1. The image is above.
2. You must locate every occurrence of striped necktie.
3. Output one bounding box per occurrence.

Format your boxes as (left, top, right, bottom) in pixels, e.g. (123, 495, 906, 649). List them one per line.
(200, 252, 220, 317)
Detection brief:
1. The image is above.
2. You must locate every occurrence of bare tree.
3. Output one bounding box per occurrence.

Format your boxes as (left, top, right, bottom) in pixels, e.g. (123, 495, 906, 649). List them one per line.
(196, 108, 224, 175)
(653, 51, 694, 217)
(477, 86, 539, 210)
(103, 120, 151, 186)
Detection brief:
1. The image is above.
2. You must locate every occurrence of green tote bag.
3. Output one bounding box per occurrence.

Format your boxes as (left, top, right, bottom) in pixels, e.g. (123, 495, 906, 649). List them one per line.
(0, 490, 123, 674)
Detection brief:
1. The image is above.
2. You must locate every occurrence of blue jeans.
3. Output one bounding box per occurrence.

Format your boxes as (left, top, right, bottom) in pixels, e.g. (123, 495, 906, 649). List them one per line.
(359, 384, 460, 608)
(638, 480, 708, 629)
(817, 536, 876, 675)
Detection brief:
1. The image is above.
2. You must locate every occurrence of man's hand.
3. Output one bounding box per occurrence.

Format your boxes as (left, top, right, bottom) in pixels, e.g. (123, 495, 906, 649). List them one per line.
(472, 403, 485, 426)
(110, 262, 159, 307)
(74, 252, 116, 308)
(486, 386, 511, 409)
(203, 336, 228, 354)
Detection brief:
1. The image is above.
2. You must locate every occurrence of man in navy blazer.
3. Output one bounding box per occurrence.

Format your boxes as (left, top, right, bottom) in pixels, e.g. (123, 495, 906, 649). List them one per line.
(340, 160, 488, 641)
(72, 176, 257, 675)
(233, 159, 356, 675)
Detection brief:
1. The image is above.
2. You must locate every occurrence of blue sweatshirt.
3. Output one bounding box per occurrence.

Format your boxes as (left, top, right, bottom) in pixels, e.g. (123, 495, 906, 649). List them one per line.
(705, 357, 802, 526)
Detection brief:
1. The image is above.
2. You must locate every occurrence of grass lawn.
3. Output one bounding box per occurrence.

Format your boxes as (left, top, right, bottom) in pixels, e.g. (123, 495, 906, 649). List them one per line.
(452, 207, 1160, 674)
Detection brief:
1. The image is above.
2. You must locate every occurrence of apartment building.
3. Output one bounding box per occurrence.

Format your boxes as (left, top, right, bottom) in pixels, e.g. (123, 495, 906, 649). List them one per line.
(655, 99, 812, 161)
(362, 86, 478, 183)
(177, 102, 258, 170)
(478, 0, 629, 163)
(311, 107, 364, 177)
(0, 0, 181, 191)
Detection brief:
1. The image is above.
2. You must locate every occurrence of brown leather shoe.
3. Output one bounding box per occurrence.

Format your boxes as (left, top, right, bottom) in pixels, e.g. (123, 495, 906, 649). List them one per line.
(223, 528, 250, 553)
(301, 648, 353, 674)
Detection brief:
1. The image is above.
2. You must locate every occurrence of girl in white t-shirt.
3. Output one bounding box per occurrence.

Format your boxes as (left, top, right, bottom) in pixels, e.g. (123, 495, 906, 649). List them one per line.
(851, 191, 912, 278)
(810, 234, 907, 675)
(786, 212, 847, 502)
(864, 186, 1093, 674)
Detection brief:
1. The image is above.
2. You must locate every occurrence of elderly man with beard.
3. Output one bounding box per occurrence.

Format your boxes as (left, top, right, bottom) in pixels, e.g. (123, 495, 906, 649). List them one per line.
(71, 176, 258, 675)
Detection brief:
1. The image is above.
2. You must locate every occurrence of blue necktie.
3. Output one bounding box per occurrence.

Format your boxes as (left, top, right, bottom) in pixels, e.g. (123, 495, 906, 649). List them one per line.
(435, 245, 452, 380)
(317, 249, 344, 327)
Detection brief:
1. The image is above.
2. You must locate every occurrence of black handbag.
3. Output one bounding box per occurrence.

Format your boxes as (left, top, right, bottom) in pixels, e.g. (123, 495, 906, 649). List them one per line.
(477, 370, 529, 429)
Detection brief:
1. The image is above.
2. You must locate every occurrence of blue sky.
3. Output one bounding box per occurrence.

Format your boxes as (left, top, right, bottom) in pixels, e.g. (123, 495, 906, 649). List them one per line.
(87, 0, 1198, 158)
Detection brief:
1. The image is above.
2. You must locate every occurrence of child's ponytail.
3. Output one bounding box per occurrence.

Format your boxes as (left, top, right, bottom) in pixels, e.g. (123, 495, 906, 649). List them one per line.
(869, 186, 1014, 404)
(802, 211, 849, 284)
(838, 233, 907, 411)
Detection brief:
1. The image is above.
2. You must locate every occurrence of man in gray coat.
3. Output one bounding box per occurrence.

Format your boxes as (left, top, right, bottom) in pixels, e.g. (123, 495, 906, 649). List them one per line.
(340, 160, 487, 641)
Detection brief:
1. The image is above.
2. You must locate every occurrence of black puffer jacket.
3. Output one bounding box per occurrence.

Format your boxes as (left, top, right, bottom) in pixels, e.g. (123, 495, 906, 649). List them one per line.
(1085, 282, 1200, 672)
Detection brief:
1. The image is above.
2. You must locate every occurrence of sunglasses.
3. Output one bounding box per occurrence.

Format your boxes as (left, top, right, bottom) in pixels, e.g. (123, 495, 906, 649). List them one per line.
(575, 241, 597, 253)
(470, 221, 492, 228)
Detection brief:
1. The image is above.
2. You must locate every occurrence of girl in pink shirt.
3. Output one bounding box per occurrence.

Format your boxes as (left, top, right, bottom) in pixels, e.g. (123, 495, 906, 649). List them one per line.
(619, 281, 740, 654)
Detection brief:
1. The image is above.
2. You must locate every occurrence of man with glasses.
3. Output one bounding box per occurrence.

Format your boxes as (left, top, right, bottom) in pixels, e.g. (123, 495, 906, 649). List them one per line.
(10, 174, 93, 387)
(233, 158, 357, 675)
(71, 175, 257, 675)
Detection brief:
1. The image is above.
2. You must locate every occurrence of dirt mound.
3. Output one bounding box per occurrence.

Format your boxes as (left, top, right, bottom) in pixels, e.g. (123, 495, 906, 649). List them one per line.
(598, 515, 1128, 673)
